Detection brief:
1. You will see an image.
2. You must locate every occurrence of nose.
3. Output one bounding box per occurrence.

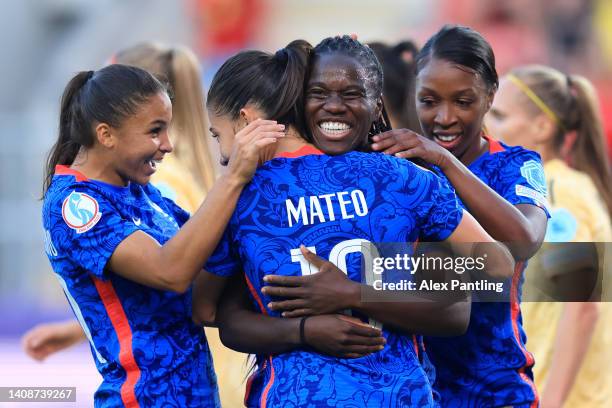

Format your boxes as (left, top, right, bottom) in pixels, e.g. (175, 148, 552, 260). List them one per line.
(159, 130, 173, 153)
(434, 103, 457, 128)
(323, 93, 347, 114)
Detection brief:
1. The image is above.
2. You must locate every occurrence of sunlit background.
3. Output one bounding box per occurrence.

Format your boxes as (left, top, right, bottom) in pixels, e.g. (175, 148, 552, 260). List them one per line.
(1, 0, 611, 406)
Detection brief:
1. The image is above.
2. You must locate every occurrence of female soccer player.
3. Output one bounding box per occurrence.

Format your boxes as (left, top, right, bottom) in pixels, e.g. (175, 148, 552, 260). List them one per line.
(367, 40, 421, 132)
(486, 64, 612, 408)
(266, 27, 549, 407)
(25, 42, 252, 407)
(41, 63, 282, 407)
(29, 41, 391, 406)
(362, 25, 549, 407)
(203, 36, 515, 407)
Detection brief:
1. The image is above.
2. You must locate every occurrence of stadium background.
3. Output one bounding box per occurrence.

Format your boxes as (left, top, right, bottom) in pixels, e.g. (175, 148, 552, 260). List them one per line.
(0, 0, 610, 406)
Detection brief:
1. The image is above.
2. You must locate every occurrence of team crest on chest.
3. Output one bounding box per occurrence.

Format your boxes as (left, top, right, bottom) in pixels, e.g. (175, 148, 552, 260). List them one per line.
(62, 191, 102, 233)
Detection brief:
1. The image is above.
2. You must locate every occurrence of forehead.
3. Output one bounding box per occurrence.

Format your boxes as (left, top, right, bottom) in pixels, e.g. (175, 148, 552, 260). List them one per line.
(308, 53, 368, 89)
(207, 110, 232, 128)
(417, 58, 487, 93)
(125, 92, 172, 123)
(493, 78, 529, 111)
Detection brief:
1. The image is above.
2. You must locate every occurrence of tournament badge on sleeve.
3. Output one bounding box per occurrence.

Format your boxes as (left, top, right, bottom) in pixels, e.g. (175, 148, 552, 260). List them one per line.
(516, 159, 548, 207)
(62, 191, 102, 233)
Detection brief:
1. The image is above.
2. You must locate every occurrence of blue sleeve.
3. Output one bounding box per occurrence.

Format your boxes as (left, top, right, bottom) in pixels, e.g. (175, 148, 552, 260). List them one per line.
(495, 148, 550, 216)
(204, 222, 241, 277)
(48, 185, 139, 280)
(403, 164, 464, 241)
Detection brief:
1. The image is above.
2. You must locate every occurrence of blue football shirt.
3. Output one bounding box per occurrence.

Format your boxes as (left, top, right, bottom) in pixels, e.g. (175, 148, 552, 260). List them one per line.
(426, 137, 549, 408)
(43, 166, 220, 408)
(206, 147, 464, 408)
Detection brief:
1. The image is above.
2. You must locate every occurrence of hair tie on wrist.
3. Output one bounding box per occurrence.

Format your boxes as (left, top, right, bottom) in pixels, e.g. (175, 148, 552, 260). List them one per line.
(299, 316, 310, 346)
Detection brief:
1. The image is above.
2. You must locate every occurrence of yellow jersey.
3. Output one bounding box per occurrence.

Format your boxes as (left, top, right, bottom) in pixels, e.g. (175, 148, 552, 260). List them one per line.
(522, 159, 611, 407)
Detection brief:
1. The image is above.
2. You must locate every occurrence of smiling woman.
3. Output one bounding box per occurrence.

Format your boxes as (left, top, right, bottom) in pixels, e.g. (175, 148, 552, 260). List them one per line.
(200, 35, 517, 408)
(370, 25, 550, 408)
(40, 64, 278, 407)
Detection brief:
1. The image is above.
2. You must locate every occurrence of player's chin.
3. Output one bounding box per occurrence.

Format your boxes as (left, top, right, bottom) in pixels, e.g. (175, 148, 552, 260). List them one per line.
(133, 170, 153, 185)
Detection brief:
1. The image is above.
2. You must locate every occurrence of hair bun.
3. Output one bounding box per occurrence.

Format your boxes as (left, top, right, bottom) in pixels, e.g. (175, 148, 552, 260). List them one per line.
(275, 48, 288, 64)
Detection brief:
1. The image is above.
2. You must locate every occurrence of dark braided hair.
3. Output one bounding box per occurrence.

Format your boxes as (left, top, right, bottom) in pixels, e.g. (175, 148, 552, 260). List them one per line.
(312, 35, 392, 138)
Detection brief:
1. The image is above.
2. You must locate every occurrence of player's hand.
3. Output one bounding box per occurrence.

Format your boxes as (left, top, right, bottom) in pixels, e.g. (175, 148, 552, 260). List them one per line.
(304, 314, 385, 359)
(262, 246, 359, 317)
(371, 129, 452, 170)
(227, 119, 285, 185)
(21, 320, 86, 361)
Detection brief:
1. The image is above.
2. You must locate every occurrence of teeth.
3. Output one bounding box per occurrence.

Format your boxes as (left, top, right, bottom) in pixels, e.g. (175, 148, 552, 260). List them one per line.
(319, 121, 351, 133)
(435, 134, 459, 142)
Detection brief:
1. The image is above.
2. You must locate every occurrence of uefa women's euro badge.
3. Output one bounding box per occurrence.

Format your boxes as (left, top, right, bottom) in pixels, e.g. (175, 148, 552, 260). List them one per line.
(62, 191, 102, 234)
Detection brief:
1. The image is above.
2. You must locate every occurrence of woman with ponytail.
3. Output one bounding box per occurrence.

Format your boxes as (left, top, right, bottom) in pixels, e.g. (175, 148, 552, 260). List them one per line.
(39, 63, 281, 407)
(486, 64, 612, 408)
(205, 35, 517, 407)
(25, 42, 249, 407)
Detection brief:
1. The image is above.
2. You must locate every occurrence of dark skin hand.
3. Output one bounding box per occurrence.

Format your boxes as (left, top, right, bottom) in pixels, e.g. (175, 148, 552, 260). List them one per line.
(371, 129, 548, 261)
(215, 274, 386, 358)
(262, 246, 470, 336)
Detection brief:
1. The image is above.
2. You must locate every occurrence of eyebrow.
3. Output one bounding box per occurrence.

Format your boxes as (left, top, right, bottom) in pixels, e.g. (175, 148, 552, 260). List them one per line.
(307, 82, 366, 91)
(418, 86, 476, 96)
(149, 119, 167, 126)
(489, 107, 506, 117)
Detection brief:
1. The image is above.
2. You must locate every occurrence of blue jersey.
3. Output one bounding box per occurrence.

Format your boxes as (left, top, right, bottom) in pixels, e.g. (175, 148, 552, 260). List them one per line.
(42, 166, 220, 408)
(426, 137, 549, 408)
(206, 147, 464, 408)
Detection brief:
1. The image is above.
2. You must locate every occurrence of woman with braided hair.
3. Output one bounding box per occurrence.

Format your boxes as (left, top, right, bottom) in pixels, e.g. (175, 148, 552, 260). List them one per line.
(271, 27, 550, 407)
(207, 35, 516, 407)
(367, 40, 422, 132)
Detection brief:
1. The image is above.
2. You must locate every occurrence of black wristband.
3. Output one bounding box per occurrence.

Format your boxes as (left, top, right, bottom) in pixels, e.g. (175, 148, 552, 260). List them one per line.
(299, 316, 310, 346)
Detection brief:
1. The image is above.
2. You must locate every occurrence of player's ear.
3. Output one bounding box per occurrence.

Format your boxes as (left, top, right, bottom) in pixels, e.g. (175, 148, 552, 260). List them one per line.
(240, 104, 267, 125)
(95, 123, 115, 148)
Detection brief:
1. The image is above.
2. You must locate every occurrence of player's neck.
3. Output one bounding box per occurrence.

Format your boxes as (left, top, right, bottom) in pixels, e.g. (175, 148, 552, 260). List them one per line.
(261, 126, 313, 162)
(70, 148, 127, 186)
(537, 143, 558, 164)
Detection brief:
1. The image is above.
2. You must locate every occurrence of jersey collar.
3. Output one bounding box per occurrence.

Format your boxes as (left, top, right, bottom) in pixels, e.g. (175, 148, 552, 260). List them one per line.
(274, 145, 324, 159)
(55, 165, 89, 181)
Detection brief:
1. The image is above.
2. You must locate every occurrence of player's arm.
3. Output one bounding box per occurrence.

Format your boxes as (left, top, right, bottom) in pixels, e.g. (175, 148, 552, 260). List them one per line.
(108, 120, 283, 293)
(371, 130, 547, 260)
(536, 242, 600, 407)
(191, 270, 229, 326)
(21, 320, 86, 361)
(262, 245, 471, 336)
(262, 211, 514, 335)
(215, 274, 386, 358)
(438, 154, 547, 260)
(540, 302, 599, 408)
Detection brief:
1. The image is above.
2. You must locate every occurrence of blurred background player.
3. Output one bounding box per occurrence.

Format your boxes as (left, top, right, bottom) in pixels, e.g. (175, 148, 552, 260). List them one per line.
(486, 64, 612, 408)
(367, 40, 422, 132)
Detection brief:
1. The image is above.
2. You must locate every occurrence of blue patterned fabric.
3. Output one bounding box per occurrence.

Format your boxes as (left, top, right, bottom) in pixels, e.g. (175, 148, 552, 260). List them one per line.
(426, 140, 549, 408)
(206, 151, 464, 407)
(43, 169, 220, 407)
